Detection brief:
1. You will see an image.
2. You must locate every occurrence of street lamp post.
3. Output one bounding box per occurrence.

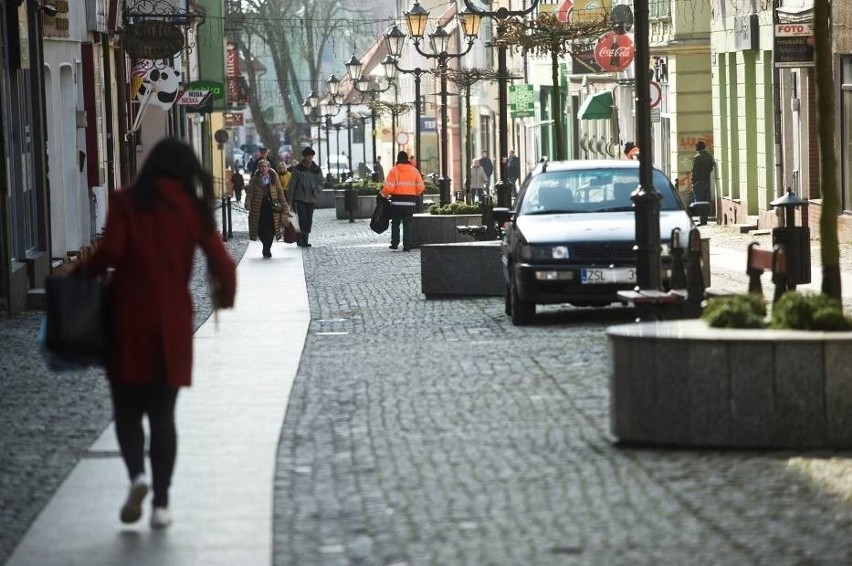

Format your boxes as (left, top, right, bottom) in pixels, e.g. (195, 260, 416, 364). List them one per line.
(399, 0, 481, 206)
(304, 90, 321, 170)
(345, 55, 394, 180)
(463, 0, 539, 208)
(384, 26, 432, 174)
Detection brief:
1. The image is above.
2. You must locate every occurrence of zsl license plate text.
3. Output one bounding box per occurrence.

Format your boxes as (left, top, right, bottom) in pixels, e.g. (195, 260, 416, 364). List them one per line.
(581, 268, 636, 284)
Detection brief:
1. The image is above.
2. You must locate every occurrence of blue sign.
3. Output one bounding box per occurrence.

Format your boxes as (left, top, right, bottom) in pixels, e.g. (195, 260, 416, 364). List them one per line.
(420, 117, 437, 132)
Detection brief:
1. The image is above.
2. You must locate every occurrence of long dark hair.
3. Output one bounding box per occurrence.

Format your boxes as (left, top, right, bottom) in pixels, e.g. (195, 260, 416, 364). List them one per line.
(127, 137, 216, 230)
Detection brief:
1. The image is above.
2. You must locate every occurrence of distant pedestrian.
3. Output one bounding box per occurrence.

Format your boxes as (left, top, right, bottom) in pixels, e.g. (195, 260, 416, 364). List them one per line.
(624, 141, 640, 160)
(247, 159, 288, 257)
(247, 146, 272, 176)
(70, 137, 237, 529)
(289, 146, 324, 247)
(479, 150, 494, 192)
(691, 140, 716, 225)
(505, 149, 521, 195)
(381, 150, 424, 251)
(230, 166, 244, 204)
(373, 156, 385, 182)
(470, 158, 487, 202)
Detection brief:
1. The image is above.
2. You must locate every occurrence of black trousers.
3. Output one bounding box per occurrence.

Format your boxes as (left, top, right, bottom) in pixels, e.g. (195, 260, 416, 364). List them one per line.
(294, 200, 315, 234)
(258, 198, 275, 253)
(110, 381, 179, 508)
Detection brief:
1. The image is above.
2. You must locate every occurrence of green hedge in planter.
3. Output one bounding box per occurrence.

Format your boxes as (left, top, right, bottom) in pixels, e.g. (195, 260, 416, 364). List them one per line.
(702, 291, 852, 331)
(429, 202, 481, 215)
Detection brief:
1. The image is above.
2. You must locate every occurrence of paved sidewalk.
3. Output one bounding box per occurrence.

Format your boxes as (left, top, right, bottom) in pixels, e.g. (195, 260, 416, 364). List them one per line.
(7, 240, 309, 566)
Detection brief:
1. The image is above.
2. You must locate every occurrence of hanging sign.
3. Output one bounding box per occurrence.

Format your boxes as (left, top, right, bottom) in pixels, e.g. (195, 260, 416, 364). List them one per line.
(774, 23, 814, 67)
(122, 21, 185, 59)
(593, 32, 635, 73)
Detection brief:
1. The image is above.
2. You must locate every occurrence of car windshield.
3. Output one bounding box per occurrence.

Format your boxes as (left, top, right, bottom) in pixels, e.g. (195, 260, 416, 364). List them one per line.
(518, 168, 683, 215)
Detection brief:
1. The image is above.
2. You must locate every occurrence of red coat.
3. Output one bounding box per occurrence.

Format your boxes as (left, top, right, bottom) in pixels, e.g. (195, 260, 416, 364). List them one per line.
(76, 178, 237, 388)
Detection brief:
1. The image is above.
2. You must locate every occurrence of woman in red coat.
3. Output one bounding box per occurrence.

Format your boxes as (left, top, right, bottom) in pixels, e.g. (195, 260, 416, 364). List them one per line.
(73, 138, 237, 529)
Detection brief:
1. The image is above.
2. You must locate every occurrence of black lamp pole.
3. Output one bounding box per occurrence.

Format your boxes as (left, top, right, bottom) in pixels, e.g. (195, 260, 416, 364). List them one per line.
(631, 0, 661, 293)
(463, 0, 539, 208)
(400, 1, 481, 206)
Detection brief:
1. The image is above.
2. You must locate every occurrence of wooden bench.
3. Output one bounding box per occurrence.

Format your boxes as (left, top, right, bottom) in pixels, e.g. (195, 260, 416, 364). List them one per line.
(747, 242, 788, 304)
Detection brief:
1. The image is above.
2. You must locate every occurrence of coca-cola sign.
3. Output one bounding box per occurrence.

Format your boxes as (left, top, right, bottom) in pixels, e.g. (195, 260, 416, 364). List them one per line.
(593, 32, 635, 72)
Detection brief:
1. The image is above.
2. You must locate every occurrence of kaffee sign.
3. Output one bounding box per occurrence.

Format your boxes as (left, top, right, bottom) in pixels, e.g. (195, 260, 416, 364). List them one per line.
(122, 20, 184, 59)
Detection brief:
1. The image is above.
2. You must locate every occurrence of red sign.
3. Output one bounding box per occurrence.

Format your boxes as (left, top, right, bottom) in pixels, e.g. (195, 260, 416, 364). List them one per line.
(593, 32, 635, 72)
(556, 0, 573, 22)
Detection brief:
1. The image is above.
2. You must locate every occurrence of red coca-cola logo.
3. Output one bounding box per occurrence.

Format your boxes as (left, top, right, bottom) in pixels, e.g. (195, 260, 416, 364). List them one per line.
(594, 32, 635, 72)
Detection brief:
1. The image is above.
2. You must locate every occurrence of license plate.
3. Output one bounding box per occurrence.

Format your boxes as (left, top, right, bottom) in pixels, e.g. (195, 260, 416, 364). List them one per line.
(581, 267, 636, 284)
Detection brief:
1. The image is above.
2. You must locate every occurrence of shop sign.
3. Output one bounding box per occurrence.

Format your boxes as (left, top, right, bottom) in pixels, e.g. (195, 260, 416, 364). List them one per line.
(572, 43, 602, 74)
(178, 89, 212, 106)
(510, 84, 534, 118)
(224, 112, 244, 127)
(122, 21, 185, 59)
(774, 23, 814, 67)
(184, 80, 224, 99)
(594, 32, 635, 73)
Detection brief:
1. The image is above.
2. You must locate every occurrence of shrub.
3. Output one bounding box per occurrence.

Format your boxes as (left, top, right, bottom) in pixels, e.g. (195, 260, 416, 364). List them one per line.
(429, 202, 481, 215)
(702, 294, 767, 329)
(770, 291, 852, 331)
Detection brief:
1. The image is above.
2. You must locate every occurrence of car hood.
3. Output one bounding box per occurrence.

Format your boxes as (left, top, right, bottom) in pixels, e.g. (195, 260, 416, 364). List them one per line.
(515, 210, 692, 244)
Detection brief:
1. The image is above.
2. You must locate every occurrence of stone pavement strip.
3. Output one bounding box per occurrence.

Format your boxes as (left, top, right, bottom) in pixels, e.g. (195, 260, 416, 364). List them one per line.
(272, 212, 852, 565)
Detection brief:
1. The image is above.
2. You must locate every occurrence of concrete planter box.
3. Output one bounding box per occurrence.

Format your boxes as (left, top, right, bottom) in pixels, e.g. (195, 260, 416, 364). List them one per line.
(411, 213, 482, 248)
(334, 192, 377, 219)
(316, 188, 337, 209)
(421, 241, 503, 297)
(607, 319, 852, 449)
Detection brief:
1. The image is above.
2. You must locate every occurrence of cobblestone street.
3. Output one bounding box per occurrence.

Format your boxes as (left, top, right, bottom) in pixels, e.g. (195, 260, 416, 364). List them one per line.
(272, 211, 852, 565)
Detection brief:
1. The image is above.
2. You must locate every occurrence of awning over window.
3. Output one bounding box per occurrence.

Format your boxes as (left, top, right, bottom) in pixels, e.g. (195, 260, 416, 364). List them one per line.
(577, 91, 613, 120)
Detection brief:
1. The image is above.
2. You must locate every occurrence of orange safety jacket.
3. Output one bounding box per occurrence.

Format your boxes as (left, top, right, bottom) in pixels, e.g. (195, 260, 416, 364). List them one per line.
(381, 163, 425, 208)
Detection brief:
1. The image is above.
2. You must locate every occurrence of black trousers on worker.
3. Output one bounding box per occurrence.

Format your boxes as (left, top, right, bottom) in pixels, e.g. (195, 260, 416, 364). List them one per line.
(110, 381, 179, 508)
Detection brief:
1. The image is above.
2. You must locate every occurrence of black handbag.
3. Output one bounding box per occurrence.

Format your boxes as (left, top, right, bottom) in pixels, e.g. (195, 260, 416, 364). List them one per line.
(370, 194, 392, 234)
(44, 273, 108, 367)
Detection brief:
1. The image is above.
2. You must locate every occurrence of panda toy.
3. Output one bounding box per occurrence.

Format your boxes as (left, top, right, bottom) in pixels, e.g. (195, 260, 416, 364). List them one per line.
(136, 64, 182, 110)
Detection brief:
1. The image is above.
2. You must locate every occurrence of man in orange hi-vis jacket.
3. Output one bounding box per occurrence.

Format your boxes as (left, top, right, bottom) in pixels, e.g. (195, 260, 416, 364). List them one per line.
(381, 151, 425, 251)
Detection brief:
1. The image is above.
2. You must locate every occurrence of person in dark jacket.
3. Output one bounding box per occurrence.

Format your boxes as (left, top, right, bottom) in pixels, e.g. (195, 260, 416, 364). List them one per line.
(373, 156, 385, 182)
(288, 147, 324, 247)
(479, 150, 494, 193)
(381, 151, 425, 251)
(71, 137, 237, 529)
(691, 140, 716, 225)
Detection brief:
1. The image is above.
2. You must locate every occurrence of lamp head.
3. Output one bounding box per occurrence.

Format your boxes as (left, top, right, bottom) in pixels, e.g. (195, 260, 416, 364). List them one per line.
(405, 1, 429, 39)
(381, 55, 399, 81)
(345, 55, 363, 81)
(429, 26, 449, 54)
(385, 24, 407, 58)
(327, 74, 340, 96)
(307, 90, 320, 109)
(458, 7, 482, 39)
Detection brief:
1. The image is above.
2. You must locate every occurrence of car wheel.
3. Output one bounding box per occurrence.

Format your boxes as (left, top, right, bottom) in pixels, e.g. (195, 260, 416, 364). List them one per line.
(504, 282, 512, 315)
(510, 279, 535, 325)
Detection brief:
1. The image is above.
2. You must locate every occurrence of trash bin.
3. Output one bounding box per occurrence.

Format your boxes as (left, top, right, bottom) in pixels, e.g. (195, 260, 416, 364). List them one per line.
(770, 190, 811, 286)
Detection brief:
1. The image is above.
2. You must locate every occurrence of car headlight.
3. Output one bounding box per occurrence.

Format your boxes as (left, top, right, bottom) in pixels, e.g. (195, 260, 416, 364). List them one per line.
(520, 245, 570, 261)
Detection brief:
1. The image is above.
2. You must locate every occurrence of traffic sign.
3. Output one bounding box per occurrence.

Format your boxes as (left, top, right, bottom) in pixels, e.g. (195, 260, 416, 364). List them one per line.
(649, 81, 662, 108)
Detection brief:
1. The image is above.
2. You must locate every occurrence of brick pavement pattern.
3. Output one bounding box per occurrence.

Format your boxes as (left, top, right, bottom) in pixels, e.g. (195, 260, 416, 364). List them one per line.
(273, 211, 852, 565)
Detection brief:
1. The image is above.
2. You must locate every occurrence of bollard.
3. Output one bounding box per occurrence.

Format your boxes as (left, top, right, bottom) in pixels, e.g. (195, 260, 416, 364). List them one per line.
(220, 196, 228, 242)
(495, 179, 512, 208)
(669, 227, 686, 289)
(684, 227, 705, 316)
(226, 198, 233, 240)
(344, 185, 357, 223)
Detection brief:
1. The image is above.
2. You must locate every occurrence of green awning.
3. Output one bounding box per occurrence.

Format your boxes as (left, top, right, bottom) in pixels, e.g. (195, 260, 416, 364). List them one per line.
(577, 91, 613, 120)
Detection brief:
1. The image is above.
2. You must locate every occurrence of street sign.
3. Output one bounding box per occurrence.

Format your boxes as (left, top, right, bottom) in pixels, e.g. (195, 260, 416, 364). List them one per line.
(649, 81, 662, 108)
(397, 132, 409, 145)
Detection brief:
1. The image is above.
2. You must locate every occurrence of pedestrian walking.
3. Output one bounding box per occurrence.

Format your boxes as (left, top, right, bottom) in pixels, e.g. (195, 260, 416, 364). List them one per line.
(381, 150, 425, 251)
(505, 149, 521, 196)
(230, 166, 244, 204)
(247, 159, 288, 257)
(289, 146, 324, 247)
(624, 141, 640, 160)
(691, 140, 716, 225)
(373, 156, 385, 182)
(470, 158, 488, 203)
(479, 150, 494, 193)
(70, 137, 237, 529)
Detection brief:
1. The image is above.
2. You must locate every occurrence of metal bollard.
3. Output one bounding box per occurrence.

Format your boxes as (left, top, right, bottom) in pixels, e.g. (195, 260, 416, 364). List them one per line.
(669, 227, 686, 289)
(220, 196, 228, 242)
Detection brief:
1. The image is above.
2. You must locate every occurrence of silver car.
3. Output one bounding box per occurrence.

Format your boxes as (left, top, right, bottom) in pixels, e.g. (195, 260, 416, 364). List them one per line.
(493, 160, 694, 325)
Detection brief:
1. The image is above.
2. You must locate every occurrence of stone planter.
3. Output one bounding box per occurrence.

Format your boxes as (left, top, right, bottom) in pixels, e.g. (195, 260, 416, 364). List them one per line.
(607, 319, 852, 449)
(411, 213, 482, 248)
(334, 192, 376, 219)
(316, 188, 337, 209)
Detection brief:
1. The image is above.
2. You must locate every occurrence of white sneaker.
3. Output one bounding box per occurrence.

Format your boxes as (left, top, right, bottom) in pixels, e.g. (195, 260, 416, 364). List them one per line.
(119, 475, 148, 524)
(150, 506, 172, 529)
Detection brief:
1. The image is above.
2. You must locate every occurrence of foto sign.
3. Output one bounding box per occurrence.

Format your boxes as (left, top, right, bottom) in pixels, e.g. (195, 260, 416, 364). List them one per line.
(774, 23, 814, 67)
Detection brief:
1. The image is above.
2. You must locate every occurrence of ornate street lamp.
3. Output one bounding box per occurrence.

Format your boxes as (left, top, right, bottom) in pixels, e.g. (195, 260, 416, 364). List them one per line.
(462, 0, 539, 207)
(384, 26, 432, 175)
(302, 97, 321, 169)
(347, 55, 394, 177)
(397, 1, 481, 205)
(319, 98, 341, 182)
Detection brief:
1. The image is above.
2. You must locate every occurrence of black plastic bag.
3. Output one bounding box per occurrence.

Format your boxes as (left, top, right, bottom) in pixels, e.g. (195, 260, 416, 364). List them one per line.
(370, 194, 392, 234)
(44, 274, 107, 368)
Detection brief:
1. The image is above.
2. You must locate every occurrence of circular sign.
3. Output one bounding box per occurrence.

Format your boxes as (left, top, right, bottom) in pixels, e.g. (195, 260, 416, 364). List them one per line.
(214, 129, 229, 144)
(649, 81, 662, 108)
(594, 32, 636, 73)
(397, 132, 409, 145)
(122, 21, 185, 60)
